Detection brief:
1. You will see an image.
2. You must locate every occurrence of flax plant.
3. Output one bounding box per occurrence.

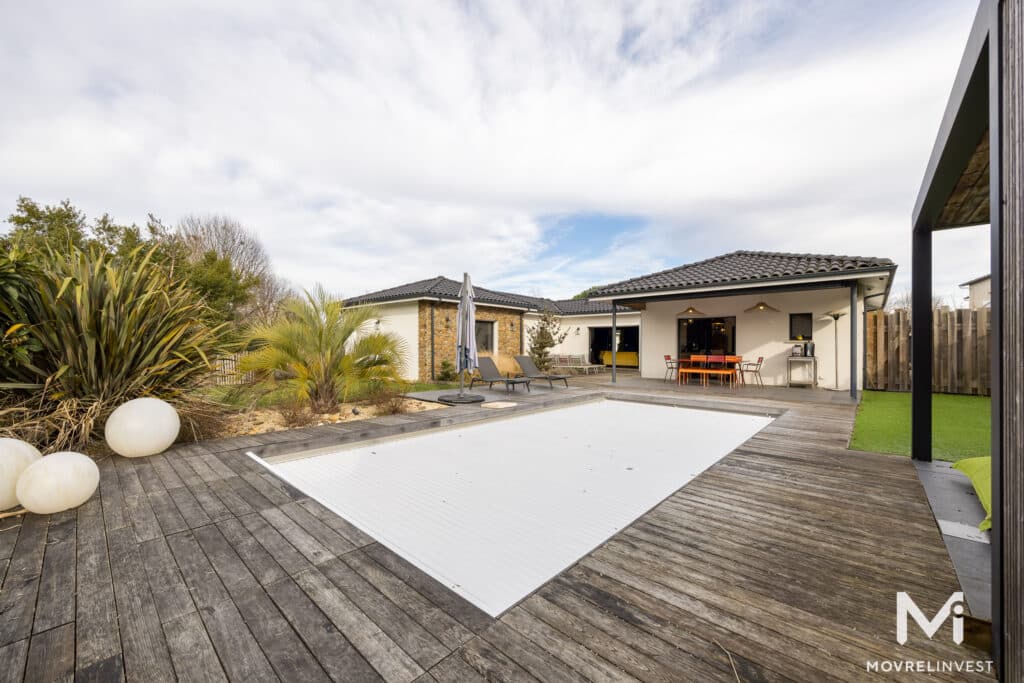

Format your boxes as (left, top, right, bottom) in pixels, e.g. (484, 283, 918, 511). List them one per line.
(0, 246, 230, 449)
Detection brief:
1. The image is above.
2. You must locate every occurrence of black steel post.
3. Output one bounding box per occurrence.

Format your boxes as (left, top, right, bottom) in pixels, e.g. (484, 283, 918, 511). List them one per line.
(850, 284, 858, 400)
(611, 303, 617, 383)
(911, 228, 933, 462)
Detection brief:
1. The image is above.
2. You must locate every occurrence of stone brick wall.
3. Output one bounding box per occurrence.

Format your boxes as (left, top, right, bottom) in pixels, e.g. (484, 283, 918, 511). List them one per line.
(416, 301, 524, 381)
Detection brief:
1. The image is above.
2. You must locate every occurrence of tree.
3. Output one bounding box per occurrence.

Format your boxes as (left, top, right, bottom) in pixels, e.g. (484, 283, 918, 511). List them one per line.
(177, 214, 289, 320)
(181, 251, 259, 326)
(239, 286, 406, 413)
(527, 308, 569, 371)
(3, 197, 89, 252)
(886, 288, 949, 312)
(573, 286, 601, 300)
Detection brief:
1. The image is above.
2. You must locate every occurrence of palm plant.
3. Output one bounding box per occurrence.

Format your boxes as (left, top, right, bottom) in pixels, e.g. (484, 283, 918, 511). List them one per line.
(239, 286, 406, 413)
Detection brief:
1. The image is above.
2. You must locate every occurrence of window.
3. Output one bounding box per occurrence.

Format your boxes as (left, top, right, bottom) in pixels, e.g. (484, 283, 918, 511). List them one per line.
(475, 320, 495, 352)
(789, 313, 813, 340)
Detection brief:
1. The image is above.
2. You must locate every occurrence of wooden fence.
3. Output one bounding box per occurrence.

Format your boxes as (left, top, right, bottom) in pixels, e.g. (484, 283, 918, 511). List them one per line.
(865, 308, 991, 395)
(208, 354, 254, 386)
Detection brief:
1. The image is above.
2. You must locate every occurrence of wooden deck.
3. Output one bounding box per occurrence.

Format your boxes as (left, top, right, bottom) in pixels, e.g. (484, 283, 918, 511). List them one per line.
(0, 391, 992, 681)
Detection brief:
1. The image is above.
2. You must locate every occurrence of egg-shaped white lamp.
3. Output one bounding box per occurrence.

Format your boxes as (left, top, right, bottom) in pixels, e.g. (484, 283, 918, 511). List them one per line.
(0, 438, 42, 511)
(16, 451, 100, 514)
(104, 397, 180, 458)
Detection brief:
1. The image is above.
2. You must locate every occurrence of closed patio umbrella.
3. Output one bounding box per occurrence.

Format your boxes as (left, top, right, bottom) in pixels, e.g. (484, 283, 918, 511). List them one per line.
(438, 273, 486, 404)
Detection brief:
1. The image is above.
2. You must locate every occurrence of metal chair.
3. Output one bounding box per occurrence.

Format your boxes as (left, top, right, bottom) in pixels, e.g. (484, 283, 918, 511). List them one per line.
(740, 356, 765, 388)
(663, 355, 679, 382)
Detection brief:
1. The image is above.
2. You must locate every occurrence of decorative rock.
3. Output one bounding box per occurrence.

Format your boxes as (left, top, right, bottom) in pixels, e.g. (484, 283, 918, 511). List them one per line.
(0, 438, 42, 511)
(16, 451, 99, 514)
(104, 397, 180, 458)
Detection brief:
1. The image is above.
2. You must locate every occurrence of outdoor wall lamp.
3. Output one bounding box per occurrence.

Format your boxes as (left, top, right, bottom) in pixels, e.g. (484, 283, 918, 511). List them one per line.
(744, 301, 780, 313)
(575, 327, 580, 335)
(677, 306, 705, 317)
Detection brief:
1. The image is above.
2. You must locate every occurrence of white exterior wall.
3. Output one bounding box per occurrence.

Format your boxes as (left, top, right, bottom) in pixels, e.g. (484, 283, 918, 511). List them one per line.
(638, 288, 866, 391)
(522, 312, 642, 357)
(374, 301, 420, 380)
(967, 278, 992, 309)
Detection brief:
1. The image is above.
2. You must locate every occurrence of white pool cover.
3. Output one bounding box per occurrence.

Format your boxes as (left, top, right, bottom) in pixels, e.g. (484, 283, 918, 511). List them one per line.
(254, 399, 772, 616)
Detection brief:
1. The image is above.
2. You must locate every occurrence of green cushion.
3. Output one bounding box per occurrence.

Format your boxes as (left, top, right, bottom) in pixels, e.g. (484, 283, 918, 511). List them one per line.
(953, 456, 992, 531)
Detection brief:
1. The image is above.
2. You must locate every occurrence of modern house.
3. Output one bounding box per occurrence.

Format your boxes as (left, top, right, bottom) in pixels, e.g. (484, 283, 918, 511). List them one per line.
(910, 0, 1021, 675)
(590, 250, 896, 396)
(960, 273, 992, 309)
(344, 276, 640, 381)
(353, 250, 896, 394)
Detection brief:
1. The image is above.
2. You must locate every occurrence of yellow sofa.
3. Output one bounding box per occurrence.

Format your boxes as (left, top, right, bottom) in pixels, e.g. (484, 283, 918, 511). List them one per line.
(600, 350, 639, 367)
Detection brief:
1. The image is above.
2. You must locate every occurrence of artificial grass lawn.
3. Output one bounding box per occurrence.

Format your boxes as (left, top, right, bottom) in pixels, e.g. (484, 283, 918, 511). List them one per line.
(849, 390, 991, 462)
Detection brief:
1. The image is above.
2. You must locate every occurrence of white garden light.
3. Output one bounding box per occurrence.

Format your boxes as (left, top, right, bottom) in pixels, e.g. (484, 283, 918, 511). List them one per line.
(0, 438, 42, 511)
(104, 397, 180, 458)
(16, 451, 99, 515)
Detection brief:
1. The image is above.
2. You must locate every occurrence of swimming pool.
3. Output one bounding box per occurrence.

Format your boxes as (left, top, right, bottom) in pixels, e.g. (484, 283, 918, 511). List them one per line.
(251, 399, 772, 616)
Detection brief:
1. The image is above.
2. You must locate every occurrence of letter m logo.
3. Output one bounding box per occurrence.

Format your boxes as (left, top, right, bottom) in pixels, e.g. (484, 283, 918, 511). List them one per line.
(896, 592, 964, 645)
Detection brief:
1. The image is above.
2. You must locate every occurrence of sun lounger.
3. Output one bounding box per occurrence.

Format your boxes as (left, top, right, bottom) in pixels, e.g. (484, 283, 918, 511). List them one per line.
(470, 356, 531, 393)
(514, 355, 570, 389)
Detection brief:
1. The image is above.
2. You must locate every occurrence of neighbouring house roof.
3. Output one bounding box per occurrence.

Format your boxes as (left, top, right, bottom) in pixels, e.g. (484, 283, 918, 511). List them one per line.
(591, 250, 896, 299)
(345, 275, 633, 315)
(959, 273, 991, 287)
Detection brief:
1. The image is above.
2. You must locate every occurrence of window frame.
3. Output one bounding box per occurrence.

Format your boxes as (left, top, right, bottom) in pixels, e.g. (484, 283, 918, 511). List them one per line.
(788, 312, 813, 341)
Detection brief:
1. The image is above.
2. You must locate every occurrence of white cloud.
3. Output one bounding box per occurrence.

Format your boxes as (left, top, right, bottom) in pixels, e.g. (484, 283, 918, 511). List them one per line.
(0, 0, 985, 301)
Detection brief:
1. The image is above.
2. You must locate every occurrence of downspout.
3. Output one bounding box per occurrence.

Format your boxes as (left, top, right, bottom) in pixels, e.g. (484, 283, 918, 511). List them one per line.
(430, 301, 436, 381)
(520, 311, 525, 353)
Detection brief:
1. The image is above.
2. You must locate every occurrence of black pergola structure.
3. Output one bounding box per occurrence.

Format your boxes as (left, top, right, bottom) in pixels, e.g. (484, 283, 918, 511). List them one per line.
(912, 0, 1020, 676)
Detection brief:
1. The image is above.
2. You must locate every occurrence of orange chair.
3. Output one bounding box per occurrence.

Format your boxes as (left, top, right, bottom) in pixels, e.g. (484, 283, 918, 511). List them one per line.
(679, 354, 707, 385)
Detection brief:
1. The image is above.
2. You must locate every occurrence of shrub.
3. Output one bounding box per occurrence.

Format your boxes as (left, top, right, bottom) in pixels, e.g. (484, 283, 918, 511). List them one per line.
(366, 381, 410, 415)
(239, 286, 406, 413)
(0, 248, 42, 383)
(0, 246, 230, 450)
(276, 398, 315, 428)
(526, 308, 568, 371)
(436, 359, 456, 382)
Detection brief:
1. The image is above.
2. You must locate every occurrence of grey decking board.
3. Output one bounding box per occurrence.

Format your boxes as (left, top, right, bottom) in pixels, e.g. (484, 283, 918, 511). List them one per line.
(167, 484, 215, 529)
(0, 638, 28, 683)
(265, 576, 384, 682)
(278, 500, 357, 557)
(238, 512, 314, 577)
(33, 510, 76, 634)
(233, 585, 332, 682)
(215, 516, 289, 587)
(74, 498, 121, 678)
(192, 523, 261, 600)
(25, 622, 75, 683)
(295, 567, 425, 683)
(0, 388, 990, 681)
(147, 489, 189, 536)
(106, 527, 176, 682)
(362, 544, 494, 635)
(162, 611, 228, 683)
(319, 557, 450, 670)
(138, 536, 197, 623)
(0, 513, 47, 647)
(342, 550, 474, 650)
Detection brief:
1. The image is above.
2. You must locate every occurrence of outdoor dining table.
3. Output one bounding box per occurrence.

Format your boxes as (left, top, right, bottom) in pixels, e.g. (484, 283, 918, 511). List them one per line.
(677, 355, 744, 387)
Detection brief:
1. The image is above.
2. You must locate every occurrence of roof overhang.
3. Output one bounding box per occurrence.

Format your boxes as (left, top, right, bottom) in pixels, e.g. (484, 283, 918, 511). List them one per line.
(590, 266, 896, 308)
(913, 1, 996, 231)
(346, 296, 534, 312)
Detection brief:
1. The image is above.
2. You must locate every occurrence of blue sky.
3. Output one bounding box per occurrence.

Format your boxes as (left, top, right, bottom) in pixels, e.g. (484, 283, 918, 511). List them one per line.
(0, 0, 988, 304)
